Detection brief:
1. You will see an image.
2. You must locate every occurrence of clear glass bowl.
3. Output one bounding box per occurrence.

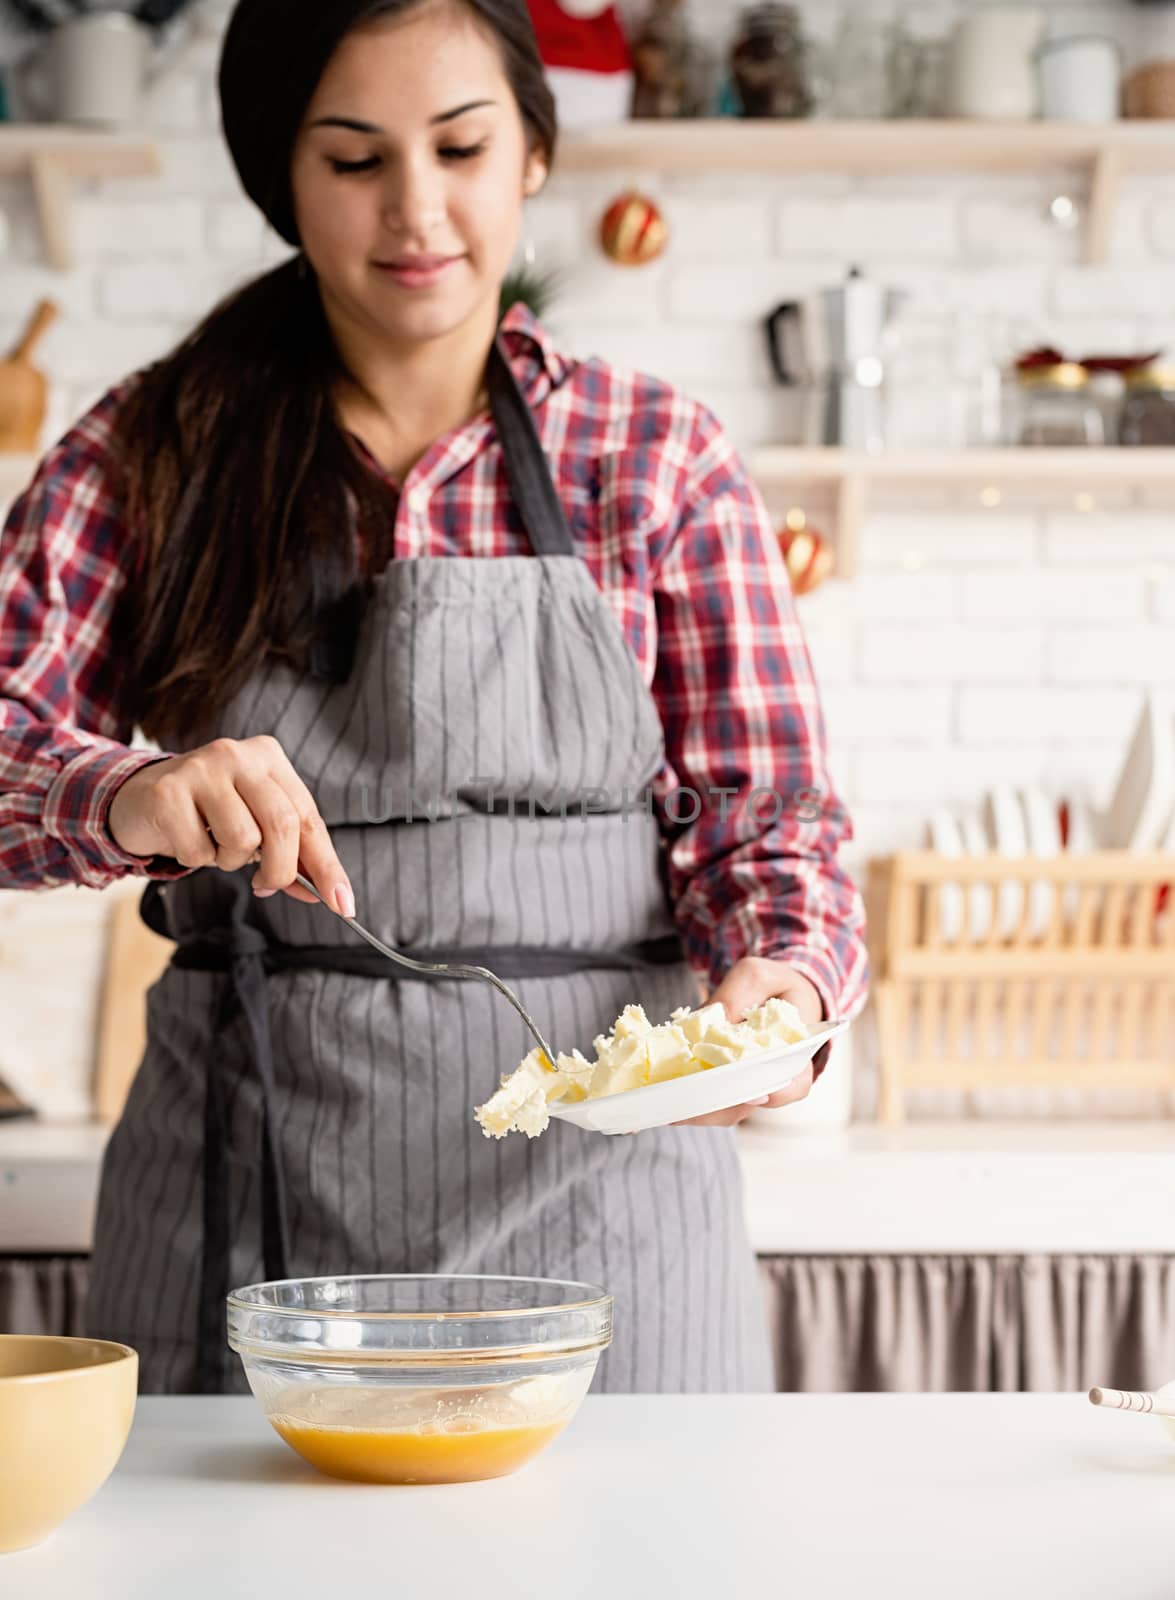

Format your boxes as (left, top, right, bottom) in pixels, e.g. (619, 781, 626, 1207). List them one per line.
(227, 1274, 612, 1485)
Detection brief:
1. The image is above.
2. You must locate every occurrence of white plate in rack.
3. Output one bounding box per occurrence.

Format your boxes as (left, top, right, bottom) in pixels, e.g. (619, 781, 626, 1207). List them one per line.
(546, 1020, 850, 1136)
(1061, 793, 1100, 927)
(926, 808, 965, 943)
(1020, 785, 1062, 937)
(1102, 691, 1175, 851)
(982, 783, 1027, 938)
(959, 811, 995, 941)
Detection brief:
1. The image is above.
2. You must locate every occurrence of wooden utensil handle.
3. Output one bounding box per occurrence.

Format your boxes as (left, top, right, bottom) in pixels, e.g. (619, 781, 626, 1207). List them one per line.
(10, 299, 59, 364)
(1089, 1386, 1175, 1417)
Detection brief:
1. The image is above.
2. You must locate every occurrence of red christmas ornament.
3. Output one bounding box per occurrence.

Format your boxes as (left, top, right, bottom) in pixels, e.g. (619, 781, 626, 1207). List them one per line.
(778, 518, 834, 595)
(599, 191, 668, 266)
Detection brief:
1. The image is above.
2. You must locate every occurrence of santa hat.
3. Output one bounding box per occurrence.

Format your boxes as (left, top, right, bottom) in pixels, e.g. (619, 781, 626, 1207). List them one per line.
(527, 0, 633, 129)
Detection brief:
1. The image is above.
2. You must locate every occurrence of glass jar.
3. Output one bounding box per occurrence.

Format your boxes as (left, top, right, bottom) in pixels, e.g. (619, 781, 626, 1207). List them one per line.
(826, 10, 892, 119)
(888, 10, 949, 117)
(631, 0, 712, 119)
(1014, 362, 1106, 447)
(729, 3, 813, 118)
(1119, 365, 1175, 447)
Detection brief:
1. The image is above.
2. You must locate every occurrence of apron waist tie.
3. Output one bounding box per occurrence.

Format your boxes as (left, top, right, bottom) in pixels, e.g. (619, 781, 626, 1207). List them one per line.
(173, 934, 687, 982)
(179, 919, 292, 1395)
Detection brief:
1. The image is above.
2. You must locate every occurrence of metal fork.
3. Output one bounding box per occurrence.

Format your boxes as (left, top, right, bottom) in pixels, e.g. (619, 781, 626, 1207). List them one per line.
(292, 872, 557, 1067)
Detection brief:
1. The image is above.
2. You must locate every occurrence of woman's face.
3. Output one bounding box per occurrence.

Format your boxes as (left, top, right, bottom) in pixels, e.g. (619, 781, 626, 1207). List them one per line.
(291, 0, 547, 350)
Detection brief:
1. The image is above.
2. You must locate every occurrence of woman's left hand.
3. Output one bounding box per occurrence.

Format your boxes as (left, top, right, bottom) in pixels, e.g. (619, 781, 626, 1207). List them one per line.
(672, 957, 825, 1129)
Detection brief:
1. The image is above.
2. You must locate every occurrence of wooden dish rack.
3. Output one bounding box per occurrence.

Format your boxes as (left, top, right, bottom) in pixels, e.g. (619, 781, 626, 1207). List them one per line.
(868, 851, 1175, 1124)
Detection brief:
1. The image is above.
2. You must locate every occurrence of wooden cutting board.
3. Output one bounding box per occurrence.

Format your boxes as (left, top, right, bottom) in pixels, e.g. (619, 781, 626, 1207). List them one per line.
(0, 299, 58, 454)
(93, 892, 175, 1124)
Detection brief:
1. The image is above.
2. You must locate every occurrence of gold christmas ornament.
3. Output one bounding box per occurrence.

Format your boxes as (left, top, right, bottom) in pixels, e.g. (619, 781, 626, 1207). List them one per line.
(599, 191, 669, 266)
(778, 519, 834, 595)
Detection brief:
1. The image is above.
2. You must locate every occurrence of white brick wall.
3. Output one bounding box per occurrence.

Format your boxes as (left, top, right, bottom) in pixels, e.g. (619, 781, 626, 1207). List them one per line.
(0, 0, 1171, 880)
(1043, 511, 1175, 564)
(862, 512, 1040, 569)
(860, 625, 1044, 684)
(961, 570, 1149, 623)
(73, 197, 205, 259)
(822, 685, 954, 744)
(1046, 627, 1175, 684)
(957, 686, 1141, 744)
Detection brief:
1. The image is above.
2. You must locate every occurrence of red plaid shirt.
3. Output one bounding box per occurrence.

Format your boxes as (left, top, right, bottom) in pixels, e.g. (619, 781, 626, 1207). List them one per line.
(0, 303, 867, 1017)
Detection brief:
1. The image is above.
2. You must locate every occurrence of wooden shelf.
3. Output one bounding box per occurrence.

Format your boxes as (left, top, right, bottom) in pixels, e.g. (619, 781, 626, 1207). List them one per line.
(557, 120, 1175, 264)
(0, 128, 160, 269)
(753, 447, 1175, 486)
(558, 117, 1175, 174)
(750, 448, 1175, 579)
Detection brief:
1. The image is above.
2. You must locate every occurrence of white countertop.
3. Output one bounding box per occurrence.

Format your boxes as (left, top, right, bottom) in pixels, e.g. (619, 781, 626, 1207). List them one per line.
(7, 1394, 1175, 1598)
(3, 1117, 1175, 1256)
(0, 1120, 110, 1252)
(738, 1120, 1175, 1254)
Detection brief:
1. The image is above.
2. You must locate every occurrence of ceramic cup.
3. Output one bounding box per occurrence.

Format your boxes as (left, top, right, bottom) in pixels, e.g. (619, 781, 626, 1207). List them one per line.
(1037, 35, 1122, 124)
(20, 14, 154, 128)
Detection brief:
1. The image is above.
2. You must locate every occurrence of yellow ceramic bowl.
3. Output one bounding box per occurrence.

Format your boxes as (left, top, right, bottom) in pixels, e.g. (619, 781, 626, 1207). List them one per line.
(0, 1335, 137, 1554)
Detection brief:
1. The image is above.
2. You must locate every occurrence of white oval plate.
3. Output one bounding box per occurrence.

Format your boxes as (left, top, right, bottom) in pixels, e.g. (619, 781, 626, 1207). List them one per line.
(959, 811, 995, 941)
(982, 783, 1027, 938)
(547, 1019, 851, 1136)
(925, 808, 964, 944)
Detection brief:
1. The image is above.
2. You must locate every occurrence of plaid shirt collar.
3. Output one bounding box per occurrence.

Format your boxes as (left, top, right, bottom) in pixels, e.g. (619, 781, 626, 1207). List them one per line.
(497, 302, 572, 407)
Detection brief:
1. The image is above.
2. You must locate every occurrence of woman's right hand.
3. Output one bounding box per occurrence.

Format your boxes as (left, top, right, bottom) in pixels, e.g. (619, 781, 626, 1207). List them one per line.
(107, 734, 356, 916)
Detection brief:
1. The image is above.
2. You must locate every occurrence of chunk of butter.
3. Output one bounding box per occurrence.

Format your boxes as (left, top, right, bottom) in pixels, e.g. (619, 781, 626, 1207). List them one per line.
(474, 994, 811, 1140)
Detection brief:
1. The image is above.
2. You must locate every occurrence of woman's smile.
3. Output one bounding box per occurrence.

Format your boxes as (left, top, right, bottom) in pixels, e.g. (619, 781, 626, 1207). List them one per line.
(373, 251, 466, 289)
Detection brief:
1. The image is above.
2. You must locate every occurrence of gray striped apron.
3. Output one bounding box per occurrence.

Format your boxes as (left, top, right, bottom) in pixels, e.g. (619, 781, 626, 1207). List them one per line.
(86, 340, 773, 1396)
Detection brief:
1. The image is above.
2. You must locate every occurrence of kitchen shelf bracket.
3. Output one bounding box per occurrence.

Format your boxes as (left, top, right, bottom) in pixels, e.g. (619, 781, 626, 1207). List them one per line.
(0, 128, 161, 271)
(1086, 147, 1124, 266)
(834, 472, 866, 582)
(29, 153, 71, 271)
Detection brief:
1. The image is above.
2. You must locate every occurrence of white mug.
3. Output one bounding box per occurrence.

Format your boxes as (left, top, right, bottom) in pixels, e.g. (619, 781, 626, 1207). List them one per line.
(1036, 35, 1122, 124)
(21, 14, 155, 128)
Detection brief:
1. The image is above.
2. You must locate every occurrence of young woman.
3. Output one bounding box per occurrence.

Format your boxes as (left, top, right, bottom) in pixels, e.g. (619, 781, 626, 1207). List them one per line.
(0, 0, 867, 1394)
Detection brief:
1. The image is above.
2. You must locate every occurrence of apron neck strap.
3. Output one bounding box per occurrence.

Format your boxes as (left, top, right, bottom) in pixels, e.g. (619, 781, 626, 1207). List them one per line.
(308, 333, 575, 684)
(487, 336, 575, 559)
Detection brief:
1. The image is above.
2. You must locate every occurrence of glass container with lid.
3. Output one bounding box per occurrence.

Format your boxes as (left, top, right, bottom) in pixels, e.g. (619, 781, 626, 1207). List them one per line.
(1014, 361, 1106, 447)
(1119, 364, 1175, 447)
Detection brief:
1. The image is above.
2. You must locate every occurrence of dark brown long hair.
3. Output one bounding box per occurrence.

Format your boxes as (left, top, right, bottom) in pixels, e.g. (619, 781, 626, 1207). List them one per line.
(112, 0, 557, 746)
